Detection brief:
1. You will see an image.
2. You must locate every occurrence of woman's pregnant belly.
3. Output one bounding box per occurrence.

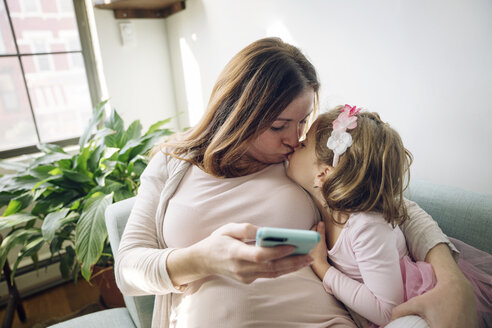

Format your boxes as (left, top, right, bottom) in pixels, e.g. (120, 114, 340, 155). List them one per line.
(170, 267, 356, 328)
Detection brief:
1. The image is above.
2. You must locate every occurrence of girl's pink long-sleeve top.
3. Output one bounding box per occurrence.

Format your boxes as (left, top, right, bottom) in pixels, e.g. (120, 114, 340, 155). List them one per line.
(324, 212, 421, 326)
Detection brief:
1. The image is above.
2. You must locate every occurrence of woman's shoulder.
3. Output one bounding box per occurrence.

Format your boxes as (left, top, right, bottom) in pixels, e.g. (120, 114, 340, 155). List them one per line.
(145, 148, 189, 178)
(264, 164, 310, 191)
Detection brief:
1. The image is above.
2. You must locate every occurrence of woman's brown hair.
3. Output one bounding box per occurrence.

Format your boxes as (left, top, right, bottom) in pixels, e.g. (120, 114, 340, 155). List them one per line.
(314, 107, 413, 226)
(151, 37, 319, 178)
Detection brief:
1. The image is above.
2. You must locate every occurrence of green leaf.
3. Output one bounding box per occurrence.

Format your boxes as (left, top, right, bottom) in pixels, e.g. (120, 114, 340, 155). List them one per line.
(80, 100, 108, 149)
(60, 246, 76, 279)
(126, 120, 142, 140)
(32, 191, 80, 215)
(37, 143, 67, 154)
(0, 160, 29, 172)
(118, 138, 142, 162)
(30, 152, 72, 167)
(128, 155, 148, 176)
(114, 188, 135, 202)
(50, 223, 76, 254)
(61, 169, 93, 184)
(129, 129, 173, 160)
(87, 144, 105, 173)
(75, 146, 93, 176)
(41, 208, 70, 242)
(104, 108, 124, 133)
(91, 180, 124, 195)
(60, 255, 70, 279)
(3, 192, 34, 216)
(0, 174, 41, 193)
(11, 236, 44, 282)
(58, 159, 72, 170)
(31, 165, 58, 176)
(75, 193, 113, 281)
(104, 109, 126, 148)
(91, 127, 115, 142)
(133, 160, 147, 177)
(31, 174, 62, 191)
(0, 228, 39, 271)
(145, 117, 172, 135)
(0, 213, 37, 230)
(0, 191, 21, 208)
(95, 160, 118, 186)
(3, 199, 22, 216)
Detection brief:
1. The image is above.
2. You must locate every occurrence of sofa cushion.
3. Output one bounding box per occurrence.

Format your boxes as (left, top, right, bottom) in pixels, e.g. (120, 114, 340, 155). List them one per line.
(406, 179, 492, 254)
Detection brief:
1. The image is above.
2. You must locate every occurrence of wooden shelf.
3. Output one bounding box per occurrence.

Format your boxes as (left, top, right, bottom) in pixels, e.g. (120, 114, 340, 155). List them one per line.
(94, 0, 185, 19)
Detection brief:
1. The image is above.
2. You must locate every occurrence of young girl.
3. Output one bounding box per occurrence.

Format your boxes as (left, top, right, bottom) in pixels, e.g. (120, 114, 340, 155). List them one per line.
(288, 105, 492, 327)
(287, 105, 437, 327)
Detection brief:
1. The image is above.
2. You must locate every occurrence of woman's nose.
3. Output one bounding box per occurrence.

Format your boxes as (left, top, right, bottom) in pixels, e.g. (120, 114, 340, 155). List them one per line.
(283, 126, 300, 148)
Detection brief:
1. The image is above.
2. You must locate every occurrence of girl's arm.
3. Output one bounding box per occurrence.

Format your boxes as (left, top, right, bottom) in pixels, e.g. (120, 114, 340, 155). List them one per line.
(395, 200, 477, 328)
(311, 221, 404, 326)
(115, 152, 312, 296)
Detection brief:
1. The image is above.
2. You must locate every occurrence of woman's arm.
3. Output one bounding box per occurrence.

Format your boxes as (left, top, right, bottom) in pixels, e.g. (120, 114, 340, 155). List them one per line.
(394, 199, 478, 327)
(115, 151, 181, 295)
(400, 199, 458, 261)
(391, 244, 478, 328)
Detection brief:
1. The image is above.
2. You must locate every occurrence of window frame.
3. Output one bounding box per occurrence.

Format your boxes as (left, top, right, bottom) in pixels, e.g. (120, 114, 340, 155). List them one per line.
(0, 0, 104, 159)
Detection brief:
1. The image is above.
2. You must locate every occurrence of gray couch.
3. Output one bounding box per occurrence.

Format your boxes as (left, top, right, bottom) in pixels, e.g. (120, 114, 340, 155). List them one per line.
(50, 179, 492, 327)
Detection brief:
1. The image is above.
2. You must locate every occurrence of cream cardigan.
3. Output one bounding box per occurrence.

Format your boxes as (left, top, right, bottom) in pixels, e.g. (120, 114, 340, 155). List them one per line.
(115, 151, 458, 328)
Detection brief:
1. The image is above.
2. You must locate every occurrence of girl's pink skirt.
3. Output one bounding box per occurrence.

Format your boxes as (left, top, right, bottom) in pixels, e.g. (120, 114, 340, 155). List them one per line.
(399, 255, 436, 301)
(449, 237, 492, 328)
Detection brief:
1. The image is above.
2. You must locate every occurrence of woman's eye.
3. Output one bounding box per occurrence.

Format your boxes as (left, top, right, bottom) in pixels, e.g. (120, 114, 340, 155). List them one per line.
(270, 125, 286, 132)
(299, 141, 306, 148)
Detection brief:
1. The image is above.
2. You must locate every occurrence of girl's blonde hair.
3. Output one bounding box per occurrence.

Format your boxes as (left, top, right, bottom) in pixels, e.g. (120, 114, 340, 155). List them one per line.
(314, 106, 413, 226)
(150, 37, 319, 178)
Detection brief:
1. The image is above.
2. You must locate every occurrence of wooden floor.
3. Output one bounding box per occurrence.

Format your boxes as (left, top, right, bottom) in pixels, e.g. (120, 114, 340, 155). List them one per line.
(0, 280, 102, 328)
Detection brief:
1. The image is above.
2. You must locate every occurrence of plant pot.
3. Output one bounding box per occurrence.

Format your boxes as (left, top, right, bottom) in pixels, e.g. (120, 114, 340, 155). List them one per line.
(91, 266, 125, 308)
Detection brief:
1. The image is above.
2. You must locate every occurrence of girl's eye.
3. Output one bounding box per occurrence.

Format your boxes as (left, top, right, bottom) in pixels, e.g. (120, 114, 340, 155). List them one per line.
(299, 141, 306, 148)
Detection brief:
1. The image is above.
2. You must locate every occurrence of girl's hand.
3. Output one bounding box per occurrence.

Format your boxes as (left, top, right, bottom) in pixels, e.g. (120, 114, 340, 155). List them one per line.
(169, 223, 313, 285)
(309, 221, 331, 280)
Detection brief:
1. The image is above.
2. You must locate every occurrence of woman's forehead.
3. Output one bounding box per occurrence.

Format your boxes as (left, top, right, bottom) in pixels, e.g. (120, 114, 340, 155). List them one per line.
(275, 89, 314, 120)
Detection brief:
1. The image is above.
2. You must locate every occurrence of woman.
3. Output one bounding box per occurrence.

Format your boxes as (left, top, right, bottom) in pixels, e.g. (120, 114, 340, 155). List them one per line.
(115, 37, 476, 328)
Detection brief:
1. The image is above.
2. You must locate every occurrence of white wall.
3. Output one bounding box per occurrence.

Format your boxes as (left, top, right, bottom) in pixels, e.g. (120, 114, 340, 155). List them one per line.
(164, 0, 492, 194)
(92, 9, 179, 131)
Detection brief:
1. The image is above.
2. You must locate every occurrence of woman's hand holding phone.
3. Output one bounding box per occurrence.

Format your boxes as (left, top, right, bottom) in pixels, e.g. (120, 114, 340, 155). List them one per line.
(172, 223, 314, 285)
(255, 227, 321, 255)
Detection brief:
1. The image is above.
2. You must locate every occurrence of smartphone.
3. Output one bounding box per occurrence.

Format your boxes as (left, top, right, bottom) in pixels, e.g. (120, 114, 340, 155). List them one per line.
(256, 227, 321, 255)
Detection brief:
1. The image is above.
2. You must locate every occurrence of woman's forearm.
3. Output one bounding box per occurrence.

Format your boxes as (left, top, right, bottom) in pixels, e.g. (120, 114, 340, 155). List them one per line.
(391, 243, 478, 328)
(425, 243, 467, 283)
(401, 199, 458, 262)
(166, 244, 209, 287)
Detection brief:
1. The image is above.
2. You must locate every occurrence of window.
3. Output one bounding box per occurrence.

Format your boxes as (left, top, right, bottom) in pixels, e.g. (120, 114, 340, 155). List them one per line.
(0, 0, 102, 158)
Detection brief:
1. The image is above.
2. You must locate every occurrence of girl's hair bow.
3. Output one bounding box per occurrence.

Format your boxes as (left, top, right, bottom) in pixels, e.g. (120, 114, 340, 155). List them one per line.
(326, 104, 361, 167)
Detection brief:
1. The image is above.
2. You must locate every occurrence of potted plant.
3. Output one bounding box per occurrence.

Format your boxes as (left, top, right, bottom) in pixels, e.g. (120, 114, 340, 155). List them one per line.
(0, 101, 174, 288)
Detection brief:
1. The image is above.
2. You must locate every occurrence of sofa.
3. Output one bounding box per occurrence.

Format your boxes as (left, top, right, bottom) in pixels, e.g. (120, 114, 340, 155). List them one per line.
(50, 179, 492, 328)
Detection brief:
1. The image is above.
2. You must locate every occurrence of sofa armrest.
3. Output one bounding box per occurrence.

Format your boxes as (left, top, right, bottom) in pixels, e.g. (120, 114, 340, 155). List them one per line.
(48, 308, 136, 328)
